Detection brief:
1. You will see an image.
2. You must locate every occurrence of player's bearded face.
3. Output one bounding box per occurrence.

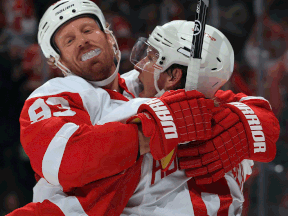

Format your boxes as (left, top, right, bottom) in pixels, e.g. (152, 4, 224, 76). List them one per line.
(54, 17, 115, 81)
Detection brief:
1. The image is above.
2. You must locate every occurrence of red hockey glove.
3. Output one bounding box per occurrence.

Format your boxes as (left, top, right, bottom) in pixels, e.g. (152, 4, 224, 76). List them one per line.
(127, 89, 214, 163)
(178, 101, 279, 184)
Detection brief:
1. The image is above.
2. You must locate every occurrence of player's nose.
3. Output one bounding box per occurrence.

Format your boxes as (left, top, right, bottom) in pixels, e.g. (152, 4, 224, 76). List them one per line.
(78, 35, 89, 48)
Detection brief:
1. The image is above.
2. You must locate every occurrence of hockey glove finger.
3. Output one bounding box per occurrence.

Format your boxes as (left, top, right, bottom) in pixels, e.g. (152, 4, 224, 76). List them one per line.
(178, 126, 244, 174)
(160, 89, 214, 140)
(211, 107, 240, 138)
(195, 98, 214, 139)
(185, 162, 224, 185)
(178, 150, 220, 170)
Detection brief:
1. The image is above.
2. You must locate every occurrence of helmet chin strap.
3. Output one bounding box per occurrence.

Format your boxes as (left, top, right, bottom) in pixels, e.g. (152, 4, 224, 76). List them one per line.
(154, 89, 166, 97)
(153, 69, 166, 97)
(89, 50, 121, 87)
(54, 57, 72, 76)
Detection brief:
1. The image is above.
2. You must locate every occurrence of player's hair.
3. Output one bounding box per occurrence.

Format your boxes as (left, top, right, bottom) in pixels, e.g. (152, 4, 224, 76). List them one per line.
(165, 64, 187, 90)
(165, 64, 219, 106)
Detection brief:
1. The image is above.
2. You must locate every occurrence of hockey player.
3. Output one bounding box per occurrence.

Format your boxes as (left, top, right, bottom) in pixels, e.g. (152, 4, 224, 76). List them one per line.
(9, 16, 279, 216)
(8, 1, 217, 215)
(20, 0, 216, 192)
(102, 20, 278, 215)
(121, 20, 279, 215)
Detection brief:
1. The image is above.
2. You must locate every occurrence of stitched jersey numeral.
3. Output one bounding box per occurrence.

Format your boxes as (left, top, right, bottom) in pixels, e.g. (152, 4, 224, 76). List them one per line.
(28, 97, 76, 124)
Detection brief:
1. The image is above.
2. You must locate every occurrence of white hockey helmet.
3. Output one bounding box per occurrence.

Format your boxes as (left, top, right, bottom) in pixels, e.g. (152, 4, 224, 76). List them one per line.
(130, 20, 234, 98)
(38, 0, 121, 86)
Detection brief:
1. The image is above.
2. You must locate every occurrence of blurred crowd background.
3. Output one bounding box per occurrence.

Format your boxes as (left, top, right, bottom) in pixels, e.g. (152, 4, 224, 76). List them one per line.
(0, 0, 287, 215)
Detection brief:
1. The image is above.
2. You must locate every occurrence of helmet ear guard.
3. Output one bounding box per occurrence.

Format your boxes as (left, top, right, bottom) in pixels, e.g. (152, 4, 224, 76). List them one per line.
(140, 20, 234, 98)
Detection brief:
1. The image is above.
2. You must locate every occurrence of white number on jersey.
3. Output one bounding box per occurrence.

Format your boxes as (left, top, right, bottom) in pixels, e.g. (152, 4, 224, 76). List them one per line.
(28, 97, 76, 124)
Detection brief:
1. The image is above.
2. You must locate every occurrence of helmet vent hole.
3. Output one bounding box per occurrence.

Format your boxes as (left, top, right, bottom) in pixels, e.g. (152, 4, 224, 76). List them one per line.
(42, 22, 48, 30)
(157, 33, 162, 38)
(217, 57, 221, 62)
(164, 38, 172, 44)
(154, 38, 160, 42)
(180, 37, 186, 41)
(82, 3, 93, 7)
(162, 42, 171, 47)
(44, 26, 50, 34)
(211, 68, 217, 70)
(183, 47, 190, 52)
(53, 1, 68, 10)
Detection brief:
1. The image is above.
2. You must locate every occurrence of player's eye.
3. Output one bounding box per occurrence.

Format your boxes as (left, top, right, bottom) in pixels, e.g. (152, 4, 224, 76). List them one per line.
(66, 38, 73, 45)
(84, 29, 92, 33)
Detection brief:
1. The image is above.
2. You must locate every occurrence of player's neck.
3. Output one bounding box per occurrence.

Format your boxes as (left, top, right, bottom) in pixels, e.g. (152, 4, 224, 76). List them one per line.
(104, 75, 121, 93)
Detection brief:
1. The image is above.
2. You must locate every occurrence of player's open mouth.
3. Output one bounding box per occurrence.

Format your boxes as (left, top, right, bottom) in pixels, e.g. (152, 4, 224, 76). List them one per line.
(81, 48, 101, 62)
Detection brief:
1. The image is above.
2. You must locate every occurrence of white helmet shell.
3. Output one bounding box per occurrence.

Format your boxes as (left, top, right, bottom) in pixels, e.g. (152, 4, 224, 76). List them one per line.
(147, 20, 234, 98)
(38, 0, 105, 60)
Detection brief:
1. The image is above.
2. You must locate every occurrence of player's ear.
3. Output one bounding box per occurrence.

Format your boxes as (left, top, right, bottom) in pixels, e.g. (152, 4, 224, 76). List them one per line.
(164, 68, 183, 90)
(106, 33, 114, 46)
(47, 57, 57, 69)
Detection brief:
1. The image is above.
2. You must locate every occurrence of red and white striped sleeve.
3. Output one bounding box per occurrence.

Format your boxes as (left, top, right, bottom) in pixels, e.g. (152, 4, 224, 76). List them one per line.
(20, 76, 139, 192)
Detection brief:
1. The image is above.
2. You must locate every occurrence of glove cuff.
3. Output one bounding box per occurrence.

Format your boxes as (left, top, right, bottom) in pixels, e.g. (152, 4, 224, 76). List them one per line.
(224, 102, 269, 162)
(127, 113, 155, 138)
(137, 98, 180, 160)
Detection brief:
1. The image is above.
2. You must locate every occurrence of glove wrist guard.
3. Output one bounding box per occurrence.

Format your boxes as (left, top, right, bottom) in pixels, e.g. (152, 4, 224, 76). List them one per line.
(224, 102, 271, 162)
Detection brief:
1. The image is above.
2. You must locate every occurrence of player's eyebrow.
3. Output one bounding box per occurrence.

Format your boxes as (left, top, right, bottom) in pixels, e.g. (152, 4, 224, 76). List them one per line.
(56, 30, 74, 46)
(79, 20, 97, 29)
(56, 19, 98, 46)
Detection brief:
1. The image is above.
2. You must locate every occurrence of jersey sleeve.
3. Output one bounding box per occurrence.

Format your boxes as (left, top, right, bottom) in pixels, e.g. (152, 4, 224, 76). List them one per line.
(215, 90, 280, 162)
(20, 88, 139, 192)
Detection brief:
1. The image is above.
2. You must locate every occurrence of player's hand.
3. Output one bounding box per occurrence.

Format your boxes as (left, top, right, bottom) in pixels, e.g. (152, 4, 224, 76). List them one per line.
(127, 89, 214, 163)
(177, 106, 247, 184)
(177, 102, 277, 184)
(138, 124, 150, 155)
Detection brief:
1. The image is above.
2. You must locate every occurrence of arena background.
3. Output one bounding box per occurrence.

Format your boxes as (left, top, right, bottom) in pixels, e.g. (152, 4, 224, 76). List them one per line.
(0, 0, 287, 215)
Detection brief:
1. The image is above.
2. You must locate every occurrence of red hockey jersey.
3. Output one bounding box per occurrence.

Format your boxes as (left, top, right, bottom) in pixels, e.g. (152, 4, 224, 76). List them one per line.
(10, 70, 279, 215)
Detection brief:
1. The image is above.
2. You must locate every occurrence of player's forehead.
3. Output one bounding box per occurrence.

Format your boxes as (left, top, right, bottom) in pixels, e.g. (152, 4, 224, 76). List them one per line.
(146, 45, 159, 57)
(55, 16, 99, 39)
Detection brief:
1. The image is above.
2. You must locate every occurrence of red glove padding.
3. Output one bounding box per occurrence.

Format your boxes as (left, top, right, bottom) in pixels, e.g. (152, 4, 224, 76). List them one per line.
(127, 89, 214, 160)
(178, 101, 278, 184)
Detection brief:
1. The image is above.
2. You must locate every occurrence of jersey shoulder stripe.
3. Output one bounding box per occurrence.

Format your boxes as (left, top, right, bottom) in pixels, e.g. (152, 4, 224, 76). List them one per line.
(27, 76, 106, 100)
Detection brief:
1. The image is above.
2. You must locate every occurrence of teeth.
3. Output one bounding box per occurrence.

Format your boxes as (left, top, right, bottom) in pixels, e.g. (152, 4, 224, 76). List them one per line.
(81, 48, 101, 61)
